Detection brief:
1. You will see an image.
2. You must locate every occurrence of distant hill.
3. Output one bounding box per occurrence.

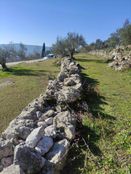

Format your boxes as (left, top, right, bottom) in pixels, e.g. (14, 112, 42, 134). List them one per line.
(0, 43, 51, 55)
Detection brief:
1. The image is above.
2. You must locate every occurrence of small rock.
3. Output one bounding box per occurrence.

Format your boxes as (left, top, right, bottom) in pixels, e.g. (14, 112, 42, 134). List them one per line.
(35, 136, 53, 155)
(46, 139, 70, 164)
(1, 156, 13, 168)
(15, 126, 32, 140)
(36, 111, 42, 118)
(57, 85, 82, 103)
(69, 64, 79, 74)
(64, 124, 75, 140)
(0, 164, 25, 174)
(26, 126, 44, 148)
(0, 140, 13, 160)
(37, 121, 47, 128)
(0, 164, 3, 172)
(14, 143, 45, 174)
(54, 111, 75, 126)
(39, 110, 54, 121)
(45, 117, 53, 126)
(44, 125, 56, 137)
(57, 71, 68, 82)
(19, 107, 37, 120)
(64, 78, 76, 86)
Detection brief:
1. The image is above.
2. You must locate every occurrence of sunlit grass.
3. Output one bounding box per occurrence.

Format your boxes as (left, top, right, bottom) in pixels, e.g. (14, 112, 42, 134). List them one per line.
(63, 53, 131, 174)
(0, 59, 59, 133)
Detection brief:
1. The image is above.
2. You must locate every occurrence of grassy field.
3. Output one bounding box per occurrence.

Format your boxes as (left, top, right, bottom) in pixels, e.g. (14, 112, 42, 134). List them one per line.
(0, 59, 59, 133)
(63, 54, 131, 174)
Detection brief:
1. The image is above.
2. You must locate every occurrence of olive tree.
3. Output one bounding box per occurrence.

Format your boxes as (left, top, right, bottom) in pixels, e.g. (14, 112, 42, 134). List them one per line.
(119, 21, 131, 45)
(18, 43, 27, 60)
(52, 32, 86, 58)
(0, 48, 9, 71)
(65, 32, 86, 58)
(52, 37, 67, 57)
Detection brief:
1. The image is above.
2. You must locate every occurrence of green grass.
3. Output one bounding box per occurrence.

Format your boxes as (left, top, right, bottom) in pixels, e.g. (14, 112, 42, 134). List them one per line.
(63, 54, 131, 174)
(0, 59, 59, 133)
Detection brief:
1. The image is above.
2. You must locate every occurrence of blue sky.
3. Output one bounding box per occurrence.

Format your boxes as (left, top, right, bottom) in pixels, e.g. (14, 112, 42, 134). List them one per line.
(0, 0, 131, 46)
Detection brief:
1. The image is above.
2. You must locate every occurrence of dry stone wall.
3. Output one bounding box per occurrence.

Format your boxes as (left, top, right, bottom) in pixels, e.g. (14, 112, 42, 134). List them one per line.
(108, 47, 131, 71)
(0, 57, 84, 174)
(89, 48, 131, 71)
(89, 50, 108, 58)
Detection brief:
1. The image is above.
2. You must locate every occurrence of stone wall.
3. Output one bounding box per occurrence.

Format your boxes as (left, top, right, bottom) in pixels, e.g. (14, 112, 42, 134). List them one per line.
(88, 48, 131, 71)
(108, 48, 131, 71)
(89, 50, 109, 58)
(0, 57, 84, 174)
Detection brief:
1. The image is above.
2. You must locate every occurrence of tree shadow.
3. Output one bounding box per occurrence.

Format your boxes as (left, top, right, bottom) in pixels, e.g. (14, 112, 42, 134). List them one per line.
(81, 73, 116, 120)
(61, 70, 116, 174)
(5, 68, 59, 77)
(77, 58, 106, 64)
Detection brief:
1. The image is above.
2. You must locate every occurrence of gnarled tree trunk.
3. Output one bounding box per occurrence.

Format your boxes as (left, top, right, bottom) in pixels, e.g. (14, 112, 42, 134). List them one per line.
(1, 62, 8, 71)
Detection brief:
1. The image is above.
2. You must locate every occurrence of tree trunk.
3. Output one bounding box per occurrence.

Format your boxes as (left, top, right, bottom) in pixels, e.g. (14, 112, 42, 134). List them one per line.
(69, 51, 74, 59)
(1, 62, 9, 71)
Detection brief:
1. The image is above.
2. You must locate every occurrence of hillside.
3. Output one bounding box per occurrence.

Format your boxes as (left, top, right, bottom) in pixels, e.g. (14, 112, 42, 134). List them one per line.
(0, 43, 51, 55)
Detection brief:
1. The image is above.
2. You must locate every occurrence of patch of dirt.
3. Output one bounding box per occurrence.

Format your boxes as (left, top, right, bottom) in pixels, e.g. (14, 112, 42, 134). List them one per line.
(0, 79, 15, 89)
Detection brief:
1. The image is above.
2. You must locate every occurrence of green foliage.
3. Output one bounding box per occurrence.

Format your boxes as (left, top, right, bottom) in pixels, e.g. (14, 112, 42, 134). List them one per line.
(95, 39, 105, 49)
(105, 32, 120, 48)
(106, 19, 131, 48)
(119, 24, 131, 45)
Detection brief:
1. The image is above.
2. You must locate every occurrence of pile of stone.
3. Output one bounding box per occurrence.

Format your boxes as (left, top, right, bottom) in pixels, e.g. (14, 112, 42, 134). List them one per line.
(108, 47, 131, 71)
(0, 57, 84, 174)
(89, 50, 108, 58)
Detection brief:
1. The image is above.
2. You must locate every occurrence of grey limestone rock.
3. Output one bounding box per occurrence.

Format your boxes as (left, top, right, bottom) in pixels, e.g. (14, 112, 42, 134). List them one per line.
(46, 139, 70, 164)
(25, 126, 44, 148)
(35, 136, 53, 155)
(0, 139, 13, 160)
(0, 164, 25, 174)
(14, 143, 45, 174)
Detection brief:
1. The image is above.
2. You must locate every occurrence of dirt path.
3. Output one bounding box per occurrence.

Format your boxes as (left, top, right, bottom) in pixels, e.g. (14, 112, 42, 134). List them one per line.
(0, 58, 45, 68)
(7, 58, 45, 66)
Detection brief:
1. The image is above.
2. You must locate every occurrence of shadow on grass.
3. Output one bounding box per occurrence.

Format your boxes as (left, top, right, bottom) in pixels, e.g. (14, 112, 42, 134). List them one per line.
(62, 126, 102, 174)
(4, 68, 58, 77)
(81, 73, 116, 120)
(62, 71, 116, 174)
(77, 58, 106, 64)
(8, 68, 46, 76)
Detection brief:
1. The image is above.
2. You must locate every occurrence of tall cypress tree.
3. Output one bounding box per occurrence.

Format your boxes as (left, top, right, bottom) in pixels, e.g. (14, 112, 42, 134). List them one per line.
(41, 43, 45, 57)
